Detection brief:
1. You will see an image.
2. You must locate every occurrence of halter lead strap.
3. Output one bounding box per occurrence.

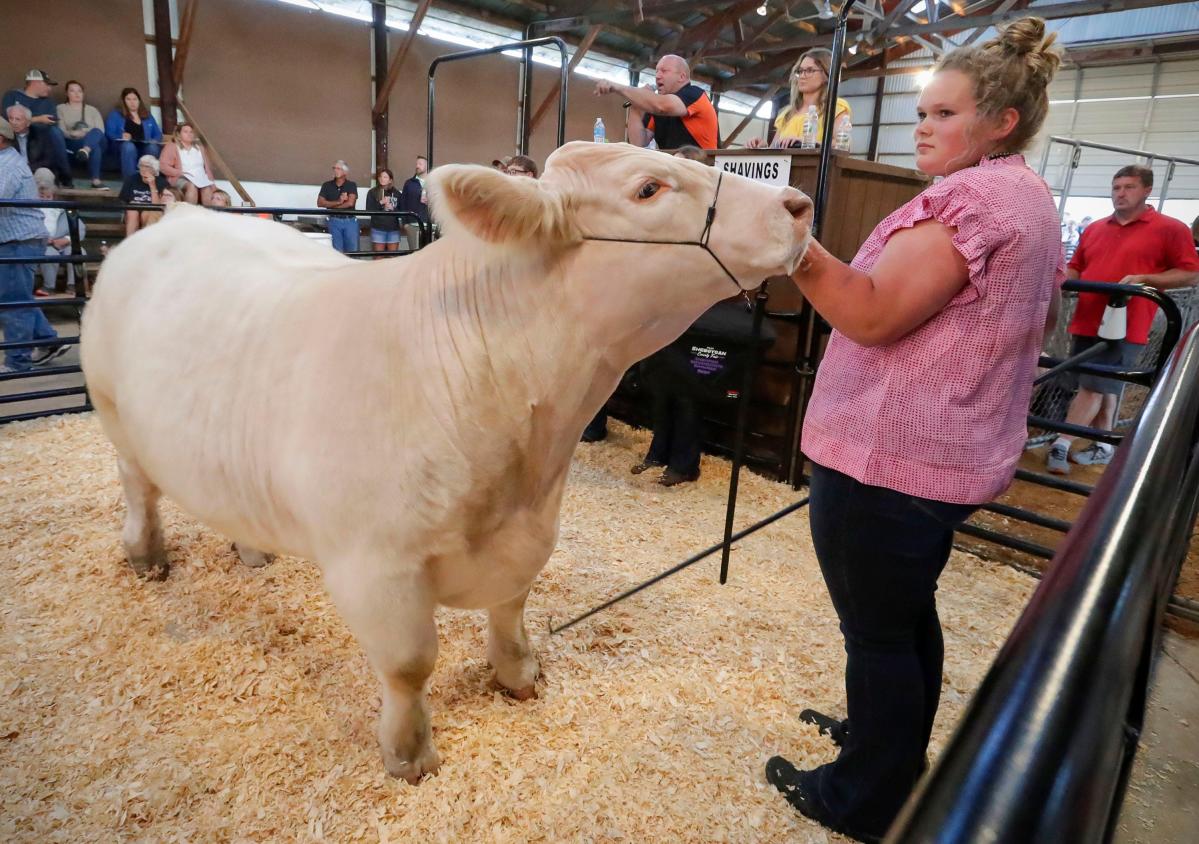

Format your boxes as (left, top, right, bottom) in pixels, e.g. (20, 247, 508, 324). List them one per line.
(580, 173, 751, 302)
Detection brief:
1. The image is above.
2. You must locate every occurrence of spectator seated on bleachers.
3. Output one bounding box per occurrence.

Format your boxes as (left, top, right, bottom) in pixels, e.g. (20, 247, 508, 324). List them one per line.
(2, 69, 73, 187)
(119, 154, 168, 236)
(105, 88, 162, 179)
(57, 80, 107, 189)
(159, 122, 216, 205)
(5, 104, 60, 181)
(32, 167, 86, 296)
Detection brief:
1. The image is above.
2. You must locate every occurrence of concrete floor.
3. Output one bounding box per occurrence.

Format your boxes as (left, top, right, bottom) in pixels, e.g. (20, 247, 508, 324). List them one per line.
(1116, 630, 1199, 843)
(4, 311, 1198, 840)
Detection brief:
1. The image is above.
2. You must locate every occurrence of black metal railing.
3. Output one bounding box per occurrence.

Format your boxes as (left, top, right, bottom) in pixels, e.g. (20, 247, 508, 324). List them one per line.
(887, 321, 1199, 843)
(959, 279, 1183, 564)
(427, 36, 569, 167)
(0, 198, 429, 425)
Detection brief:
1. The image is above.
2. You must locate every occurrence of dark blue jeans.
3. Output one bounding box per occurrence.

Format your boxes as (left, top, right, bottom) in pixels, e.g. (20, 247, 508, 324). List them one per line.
(807, 462, 977, 836)
(114, 140, 160, 178)
(65, 129, 105, 181)
(33, 125, 73, 184)
(0, 241, 59, 370)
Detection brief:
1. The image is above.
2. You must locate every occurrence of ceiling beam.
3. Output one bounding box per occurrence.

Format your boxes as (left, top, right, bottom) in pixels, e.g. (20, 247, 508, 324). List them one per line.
(1062, 34, 1199, 66)
(957, 0, 1020, 45)
(874, 0, 920, 36)
(757, 0, 1196, 53)
(540, 1, 738, 28)
(672, 0, 761, 57)
(882, 0, 1196, 39)
(528, 24, 603, 133)
(843, 0, 1010, 75)
(718, 47, 804, 88)
(372, 0, 432, 117)
(720, 83, 781, 147)
(173, 0, 200, 89)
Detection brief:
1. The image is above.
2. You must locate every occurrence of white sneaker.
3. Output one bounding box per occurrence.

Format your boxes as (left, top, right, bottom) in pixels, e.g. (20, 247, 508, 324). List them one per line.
(1072, 443, 1114, 466)
(1047, 443, 1070, 475)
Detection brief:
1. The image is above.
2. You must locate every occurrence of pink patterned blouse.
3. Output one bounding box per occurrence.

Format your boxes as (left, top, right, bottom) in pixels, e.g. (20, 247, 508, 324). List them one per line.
(802, 155, 1065, 505)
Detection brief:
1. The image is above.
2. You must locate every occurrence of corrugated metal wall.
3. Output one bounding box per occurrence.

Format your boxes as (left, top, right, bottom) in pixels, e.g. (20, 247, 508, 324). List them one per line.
(840, 51, 1199, 199)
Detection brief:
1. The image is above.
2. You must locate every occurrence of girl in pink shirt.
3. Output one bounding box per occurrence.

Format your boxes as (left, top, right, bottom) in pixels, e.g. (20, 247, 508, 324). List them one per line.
(765, 19, 1065, 842)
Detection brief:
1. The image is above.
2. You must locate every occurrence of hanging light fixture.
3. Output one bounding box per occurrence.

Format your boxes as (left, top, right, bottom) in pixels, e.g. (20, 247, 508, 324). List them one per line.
(756, 3, 769, 15)
(818, 1, 836, 19)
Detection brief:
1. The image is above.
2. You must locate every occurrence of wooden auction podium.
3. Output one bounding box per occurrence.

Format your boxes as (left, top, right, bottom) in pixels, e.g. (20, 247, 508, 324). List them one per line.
(607, 148, 929, 484)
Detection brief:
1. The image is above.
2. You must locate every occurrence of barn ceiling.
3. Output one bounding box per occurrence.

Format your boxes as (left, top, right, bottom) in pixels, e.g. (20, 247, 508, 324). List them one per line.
(374, 1, 1199, 95)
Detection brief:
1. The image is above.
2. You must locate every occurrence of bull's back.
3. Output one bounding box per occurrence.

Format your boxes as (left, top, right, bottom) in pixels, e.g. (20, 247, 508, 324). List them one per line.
(82, 209, 361, 552)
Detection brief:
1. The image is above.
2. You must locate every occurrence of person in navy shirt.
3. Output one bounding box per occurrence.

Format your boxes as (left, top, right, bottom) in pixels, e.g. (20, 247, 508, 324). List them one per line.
(317, 160, 359, 253)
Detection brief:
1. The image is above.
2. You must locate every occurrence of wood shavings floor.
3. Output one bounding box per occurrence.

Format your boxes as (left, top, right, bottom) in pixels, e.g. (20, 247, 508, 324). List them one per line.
(0, 414, 1036, 843)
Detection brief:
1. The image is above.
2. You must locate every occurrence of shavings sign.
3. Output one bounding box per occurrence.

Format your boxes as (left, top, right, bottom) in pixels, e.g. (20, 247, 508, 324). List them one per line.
(713, 155, 791, 187)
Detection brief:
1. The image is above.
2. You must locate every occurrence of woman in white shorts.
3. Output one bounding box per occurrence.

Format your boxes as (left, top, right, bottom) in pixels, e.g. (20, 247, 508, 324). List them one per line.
(159, 123, 216, 205)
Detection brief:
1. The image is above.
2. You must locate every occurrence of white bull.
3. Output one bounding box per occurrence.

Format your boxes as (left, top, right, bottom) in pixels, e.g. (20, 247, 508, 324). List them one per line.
(81, 141, 813, 782)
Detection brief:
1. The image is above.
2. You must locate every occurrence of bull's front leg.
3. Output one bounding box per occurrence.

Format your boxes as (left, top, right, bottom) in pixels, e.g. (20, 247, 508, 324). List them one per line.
(488, 587, 539, 700)
(323, 562, 441, 783)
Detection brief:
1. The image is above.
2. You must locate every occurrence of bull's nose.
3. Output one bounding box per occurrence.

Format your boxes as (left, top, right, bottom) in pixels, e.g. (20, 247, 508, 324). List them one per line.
(782, 188, 814, 228)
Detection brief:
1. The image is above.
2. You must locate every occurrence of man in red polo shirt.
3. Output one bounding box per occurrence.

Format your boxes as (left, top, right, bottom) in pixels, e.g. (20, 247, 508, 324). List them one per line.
(1047, 164, 1199, 474)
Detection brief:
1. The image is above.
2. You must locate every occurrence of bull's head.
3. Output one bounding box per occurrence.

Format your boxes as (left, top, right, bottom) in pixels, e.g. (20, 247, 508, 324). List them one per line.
(427, 142, 813, 290)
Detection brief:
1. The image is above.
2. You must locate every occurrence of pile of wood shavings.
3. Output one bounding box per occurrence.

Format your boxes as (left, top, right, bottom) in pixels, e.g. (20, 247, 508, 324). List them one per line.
(0, 414, 1036, 842)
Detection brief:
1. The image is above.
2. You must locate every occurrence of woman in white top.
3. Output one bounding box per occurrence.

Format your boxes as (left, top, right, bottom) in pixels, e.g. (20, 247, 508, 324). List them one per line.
(158, 123, 216, 205)
(56, 80, 107, 188)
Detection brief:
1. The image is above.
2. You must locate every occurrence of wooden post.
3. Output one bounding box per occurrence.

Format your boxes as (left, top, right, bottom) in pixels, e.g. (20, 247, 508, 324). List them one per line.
(173, 0, 199, 89)
(372, 1, 389, 172)
(177, 100, 253, 205)
(528, 25, 603, 136)
(372, 0, 432, 118)
(719, 85, 779, 149)
(151, 0, 179, 134)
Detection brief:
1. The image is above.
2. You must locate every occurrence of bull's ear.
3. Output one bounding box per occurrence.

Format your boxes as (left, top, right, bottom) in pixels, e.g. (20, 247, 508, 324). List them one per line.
(428, 164, 579, 246)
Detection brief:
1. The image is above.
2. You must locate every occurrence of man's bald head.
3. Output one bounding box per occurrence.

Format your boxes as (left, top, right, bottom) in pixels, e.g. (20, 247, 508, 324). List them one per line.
(655, 54, 691, 95)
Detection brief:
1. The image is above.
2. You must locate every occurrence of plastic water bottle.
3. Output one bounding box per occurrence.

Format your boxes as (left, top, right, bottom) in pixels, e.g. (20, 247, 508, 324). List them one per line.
(834, 118, 852, 152)
(801, 106, 819, 149)
(593, 117, 606, 144)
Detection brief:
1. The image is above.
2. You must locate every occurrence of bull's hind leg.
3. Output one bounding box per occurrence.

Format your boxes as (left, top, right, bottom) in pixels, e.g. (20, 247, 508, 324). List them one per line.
(488, 588, 539, 700)
(323, 562, 440, 783)
(117, 456, 168, 580)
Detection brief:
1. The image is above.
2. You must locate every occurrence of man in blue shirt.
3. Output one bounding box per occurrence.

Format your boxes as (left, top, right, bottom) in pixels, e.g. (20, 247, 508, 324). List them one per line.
(2, 70, 73, 187)
(0, 116, 65, 372)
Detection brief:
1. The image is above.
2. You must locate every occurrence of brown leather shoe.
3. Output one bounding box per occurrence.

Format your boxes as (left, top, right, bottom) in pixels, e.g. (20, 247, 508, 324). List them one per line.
(658, 469, 699, 487)
(630, 460, 664, 475)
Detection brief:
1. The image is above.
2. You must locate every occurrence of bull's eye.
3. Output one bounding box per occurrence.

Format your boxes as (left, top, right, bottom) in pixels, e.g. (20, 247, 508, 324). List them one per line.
(636, 181, 661, 200)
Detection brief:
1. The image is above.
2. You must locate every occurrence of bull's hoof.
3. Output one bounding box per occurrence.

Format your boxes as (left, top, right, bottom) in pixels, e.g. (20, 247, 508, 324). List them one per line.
(384, 744, 441, 785)
(506, 683, 538, 701)
(232, 543, 275, 568)
(128, 553, 169, 581)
